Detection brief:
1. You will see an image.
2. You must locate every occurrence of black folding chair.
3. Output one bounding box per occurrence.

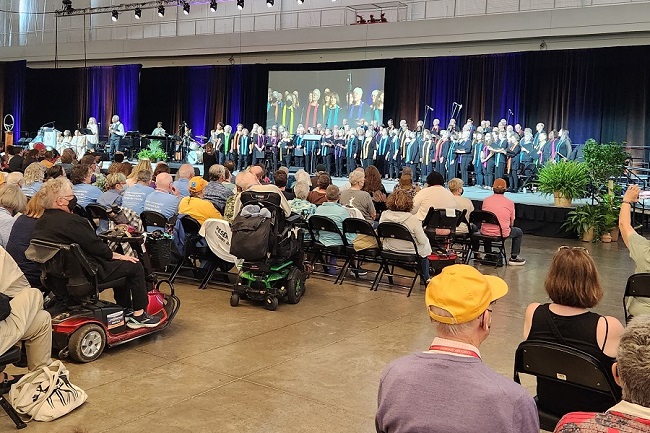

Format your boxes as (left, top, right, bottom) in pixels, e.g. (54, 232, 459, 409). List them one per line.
(339, 218, 384, 286)
(141, 210, 169, 231)
(86, 203, 110, 230)
(307, 215, 348, 281)
(623, 273, 650, 324)
(170, 215, 218, 290)
(422, 207, 461, 249)
(514, 340, 621, 431)
(375, 222, 424, 297)
(467, 210, 508, 267)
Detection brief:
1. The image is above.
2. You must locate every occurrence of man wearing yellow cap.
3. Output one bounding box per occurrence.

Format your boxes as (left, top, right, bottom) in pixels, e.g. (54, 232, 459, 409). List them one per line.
(376, 264, 539, 433)
(178, 176, 222, 225)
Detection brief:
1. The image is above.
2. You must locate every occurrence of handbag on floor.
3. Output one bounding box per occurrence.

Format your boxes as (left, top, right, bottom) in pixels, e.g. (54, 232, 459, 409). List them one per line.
(8, 360, 87, 422)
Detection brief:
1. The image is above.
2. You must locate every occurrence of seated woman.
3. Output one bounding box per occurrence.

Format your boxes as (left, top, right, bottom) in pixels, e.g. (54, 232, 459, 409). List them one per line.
(379, 189, 432, 284)
(523, 246, 624, 415)
(22, 162, 46, 198)
(362, 165, 387, 218)
(307, 174, 330, 206)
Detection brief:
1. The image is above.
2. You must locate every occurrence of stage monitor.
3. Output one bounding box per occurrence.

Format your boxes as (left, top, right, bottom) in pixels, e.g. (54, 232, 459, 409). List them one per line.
(267, 67, 385, 133)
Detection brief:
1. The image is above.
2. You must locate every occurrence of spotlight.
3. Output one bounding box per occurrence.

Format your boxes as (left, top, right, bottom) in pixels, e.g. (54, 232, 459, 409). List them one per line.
(267, 0, 273, 6)
(157, 5, 165, 16)
(209, 0, 217, 11)
(134, 7, 141, 18)
(296, 0, 303, 4)
(111, 10, 118, 21)
(62, 0, 73, 13)
(236, 0, 244, 9)
(182, 1, 190, 14)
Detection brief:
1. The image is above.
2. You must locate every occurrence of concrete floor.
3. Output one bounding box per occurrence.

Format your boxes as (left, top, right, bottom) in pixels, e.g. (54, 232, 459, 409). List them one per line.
(2, 235, 636, 433)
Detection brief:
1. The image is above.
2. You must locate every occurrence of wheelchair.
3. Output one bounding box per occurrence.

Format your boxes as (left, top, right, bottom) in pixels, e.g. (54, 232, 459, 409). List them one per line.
(229, 190, 306, 311)
(26, 231, 180, 363)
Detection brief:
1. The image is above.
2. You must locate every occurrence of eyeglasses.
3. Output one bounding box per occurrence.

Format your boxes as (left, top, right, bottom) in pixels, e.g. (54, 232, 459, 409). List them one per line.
(59, 194, 74, 201)
(558, 245, 590, 254)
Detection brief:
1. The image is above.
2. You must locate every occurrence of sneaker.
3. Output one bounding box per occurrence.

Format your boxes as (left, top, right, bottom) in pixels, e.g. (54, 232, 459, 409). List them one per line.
(127, 312, 161, 329)
(508, 256, 526, 266)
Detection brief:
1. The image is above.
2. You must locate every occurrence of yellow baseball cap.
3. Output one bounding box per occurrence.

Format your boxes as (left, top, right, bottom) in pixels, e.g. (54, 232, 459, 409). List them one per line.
(425, 264, 508, 324)
(188, 176, 208, 194)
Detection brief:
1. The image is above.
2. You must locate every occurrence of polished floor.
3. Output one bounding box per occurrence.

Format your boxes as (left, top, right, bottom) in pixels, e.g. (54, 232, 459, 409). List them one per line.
(2, 235, 637, 433)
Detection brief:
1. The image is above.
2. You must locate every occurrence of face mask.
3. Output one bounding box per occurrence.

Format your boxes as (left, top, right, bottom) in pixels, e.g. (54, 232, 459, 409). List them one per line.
(91, 174, 97, 184)
(67, 195, 78, 212)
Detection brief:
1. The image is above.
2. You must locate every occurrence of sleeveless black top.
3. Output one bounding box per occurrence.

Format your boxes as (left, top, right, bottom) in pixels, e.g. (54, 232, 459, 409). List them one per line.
(527, 303, 618, 415)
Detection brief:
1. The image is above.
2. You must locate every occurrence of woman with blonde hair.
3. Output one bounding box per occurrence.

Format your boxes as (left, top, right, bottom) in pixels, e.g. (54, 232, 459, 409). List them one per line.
(126, 159, 153, 187)
(523, 246, 624, 416)
(22, 162, 46, 197)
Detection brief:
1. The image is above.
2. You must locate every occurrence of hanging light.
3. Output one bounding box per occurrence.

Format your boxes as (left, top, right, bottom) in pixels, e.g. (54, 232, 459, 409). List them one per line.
(209, 0, 217, 12)
(111, 10, 118, 21)
(182, 1, 190, 14)
(134, 7, 142, 18)
(296, 0, 304, 4)
(157, 5, 165, 16)
(267, 0, 273, 6)
(236, 0, 244, 9)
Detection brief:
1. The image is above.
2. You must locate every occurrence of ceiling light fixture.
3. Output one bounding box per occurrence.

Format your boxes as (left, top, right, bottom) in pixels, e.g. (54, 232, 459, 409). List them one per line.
(267, 0, 273, 6)
(237, 0, 244, 9)
(182, 1, 190, 14)
(297, 0, 304, 4)
(157, 5, 165, 16)
(209, 0, 217, 12)
(134, 7, 141, 18)
(111, 10, 118, 21)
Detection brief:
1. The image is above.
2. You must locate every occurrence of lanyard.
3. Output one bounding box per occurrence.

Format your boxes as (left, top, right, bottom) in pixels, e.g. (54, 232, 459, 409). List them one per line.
(428, 345, 481, 359)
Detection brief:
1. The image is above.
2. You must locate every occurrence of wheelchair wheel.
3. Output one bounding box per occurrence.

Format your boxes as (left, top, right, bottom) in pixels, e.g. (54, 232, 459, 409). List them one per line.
(230, 292, 240, 307)
(265, 296, 278, 311)
(286, 268, 305, 304)
(69, 324, 106, 363)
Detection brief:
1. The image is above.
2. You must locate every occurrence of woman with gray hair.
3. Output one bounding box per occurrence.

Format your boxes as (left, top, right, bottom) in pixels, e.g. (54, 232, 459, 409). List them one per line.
(22, 162, 46, 197)
(0, 185, 28, 248)
(290, 181, 317, 217)
(203, 164, 233, 214)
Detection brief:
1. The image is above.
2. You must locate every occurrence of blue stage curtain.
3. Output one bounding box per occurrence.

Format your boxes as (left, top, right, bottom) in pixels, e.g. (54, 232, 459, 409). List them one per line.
(86, 66, 115, 137)
(115, 64, 141, 133)
(4, 60, 26, 137)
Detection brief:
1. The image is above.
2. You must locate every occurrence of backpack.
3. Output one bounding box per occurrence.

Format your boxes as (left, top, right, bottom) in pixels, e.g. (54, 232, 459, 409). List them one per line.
(230, 214, 274, 261)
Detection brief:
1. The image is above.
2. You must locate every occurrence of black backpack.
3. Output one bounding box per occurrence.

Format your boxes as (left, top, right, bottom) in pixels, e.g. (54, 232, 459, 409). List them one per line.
(230, 214, 274, 261)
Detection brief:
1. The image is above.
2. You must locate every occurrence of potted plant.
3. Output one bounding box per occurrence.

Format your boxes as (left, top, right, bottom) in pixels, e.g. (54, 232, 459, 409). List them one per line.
(583, 139, 630, 189)
(137, 141, 168, 162)
(599, 191, 622, 242)
(537, 160, 589, 207)
(563, 204, 604, 242)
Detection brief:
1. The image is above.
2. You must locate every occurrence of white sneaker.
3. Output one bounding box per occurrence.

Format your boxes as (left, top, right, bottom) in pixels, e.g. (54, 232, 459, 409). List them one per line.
(508, 257, 526, 266)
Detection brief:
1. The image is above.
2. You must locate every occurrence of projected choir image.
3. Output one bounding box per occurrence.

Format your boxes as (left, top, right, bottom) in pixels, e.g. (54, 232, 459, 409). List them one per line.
(266, 67, 385, 132)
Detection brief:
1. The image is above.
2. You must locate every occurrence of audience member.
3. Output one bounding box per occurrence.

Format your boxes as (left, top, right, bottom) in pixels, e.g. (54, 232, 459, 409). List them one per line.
(22, 162, 46, 197)
(312, 185, 356, 247)
(71, 163, 103, 208)
(294, 168, 311, 186)
(203, 164, 234, 214)
(126, 159, 153, 188)
(0, 246, 52, 374)
(307, 174, 330, 205)
(340, 169, 376, 223)
(144, 172, 181, 220)
(448, 178, 474, 234)
(233, 170, 291, 217)
(0, 185, 28, 248)
(7, 146, 24, 173)
(524, 246, 624, 415)
(289, 181, 317, 217)
(376, 264, 539, 433)
(411, 171, 456, 221)
(150, 162, 170, 188)
(56, 148, 77, 174)
(6, 171, 24, 188)
(45, 164, 65, 181)
(480, 178, 525, 265)
(554, 316, 650, 433)
(618, 184, 650, 317)
(32, 177, 160, 328)
(363, 165, 387, 217)
(174, 164, 195, 197)
(113, 152, 125, 163)
(222, 167, 235, 192)
(274, 170, 295, 200)
(379, 189, 432, 283)
(98, 173, 127, 207)
(178, 176, 222, 225)
(7, 188, 46, 288)
(224, 160, 236, 184)
(122, 169, 154, 215)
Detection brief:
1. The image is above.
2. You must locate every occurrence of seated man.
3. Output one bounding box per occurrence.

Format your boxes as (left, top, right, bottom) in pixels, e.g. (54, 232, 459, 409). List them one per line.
(619, 184, 650, 317)
(70, 163, 102, 209)
(203, 164, 234, 214)
(122, 168, 154, 216)
(144, 172, 181, 220)
(554, 316, 650, 433)
(274, 170, 295, 201)
(447, 177, 474, 235)
(173, 164, 194, 198)
(312, 185, 356, 247)
(480, 178, 526, 266)
(32, 177, 160, 329)
(376, 265, 539, 433)
(411, 171, 457, 221)
(178, 176, 222, 225)
(233, 170, 291, 218)
(0, 246, 52, 378)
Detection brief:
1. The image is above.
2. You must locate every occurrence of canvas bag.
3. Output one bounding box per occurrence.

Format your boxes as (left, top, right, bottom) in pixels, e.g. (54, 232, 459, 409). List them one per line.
(8, 360, 87, 422)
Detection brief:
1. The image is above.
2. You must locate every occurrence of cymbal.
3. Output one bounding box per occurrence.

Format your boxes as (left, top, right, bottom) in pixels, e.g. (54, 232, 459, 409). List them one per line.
(196, 135, 207, 140)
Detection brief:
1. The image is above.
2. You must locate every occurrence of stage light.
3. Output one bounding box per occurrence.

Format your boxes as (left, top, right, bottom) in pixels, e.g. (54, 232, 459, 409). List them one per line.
(267, 0, 273, 6)
(157, 5, 165, 16)
(297, 0, 304, 4)
(111, 10, 118, 21)
(62, 0, 73, 13)
(209, 0, 217, 12)
(134, 7, 141, 19)
(182, 2, 190, 14)
(237, 0, 244, 9)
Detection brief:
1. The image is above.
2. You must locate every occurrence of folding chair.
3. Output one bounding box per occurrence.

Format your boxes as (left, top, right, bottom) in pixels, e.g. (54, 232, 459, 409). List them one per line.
(422, 207, 461, 250)
(141, 210, 170, 232)
(170, 215, 218, 289)
(375, 222, 425, 297)
(307, 215, 348, 281)
(514, 340, 621, 431)
(623, 273, 650, 324)
(339, 218, 384, 286)
(466, 210, 508, 267)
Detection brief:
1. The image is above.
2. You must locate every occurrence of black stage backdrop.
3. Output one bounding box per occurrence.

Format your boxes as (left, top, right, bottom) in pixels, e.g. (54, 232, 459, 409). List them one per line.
(2, 45, 650, 158)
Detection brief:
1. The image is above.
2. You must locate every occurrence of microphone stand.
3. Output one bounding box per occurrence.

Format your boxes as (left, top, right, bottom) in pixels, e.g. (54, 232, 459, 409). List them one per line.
(506, 110, 512, 125)
(449, 103, 458, 130)
(423, 105, 431, 132)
